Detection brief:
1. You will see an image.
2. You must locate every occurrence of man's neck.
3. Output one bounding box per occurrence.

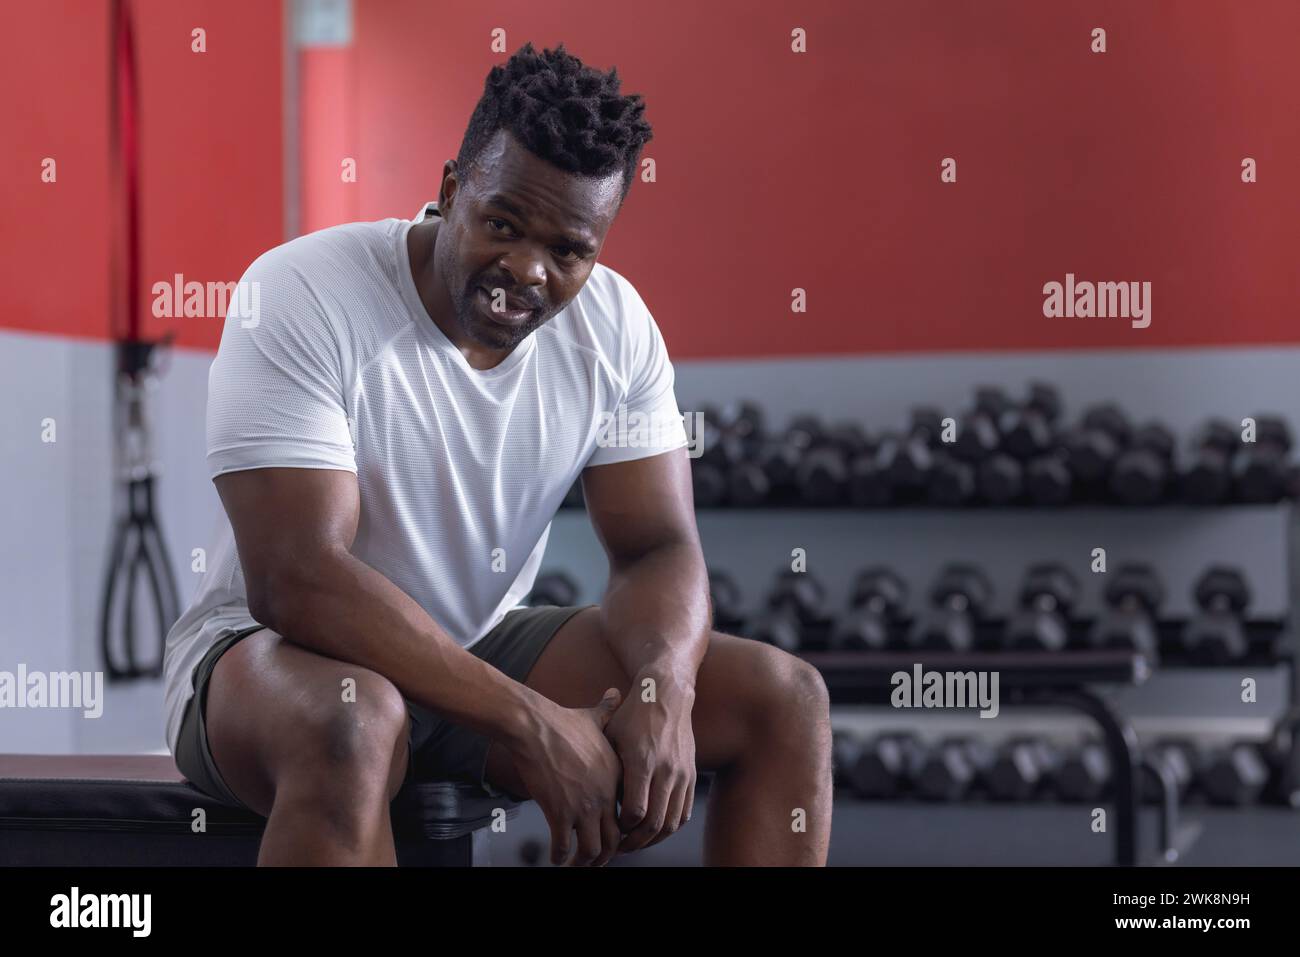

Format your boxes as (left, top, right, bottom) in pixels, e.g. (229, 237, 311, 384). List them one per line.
(406, 218, 509, 370)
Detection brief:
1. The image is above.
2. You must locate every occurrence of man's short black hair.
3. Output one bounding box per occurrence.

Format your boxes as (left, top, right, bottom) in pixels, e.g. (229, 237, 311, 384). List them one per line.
(456, 42, 653, 205)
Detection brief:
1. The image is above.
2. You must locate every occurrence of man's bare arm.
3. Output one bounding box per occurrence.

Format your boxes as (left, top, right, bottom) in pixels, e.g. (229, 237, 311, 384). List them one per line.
(584, 447, 711, 690)
(583, 447, 710, 848)
(216, 467, 538, 744)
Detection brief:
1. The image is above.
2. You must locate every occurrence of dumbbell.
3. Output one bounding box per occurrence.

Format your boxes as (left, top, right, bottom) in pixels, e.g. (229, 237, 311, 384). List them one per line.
(736, 417, 821, 506)
(913, 737, 995, 802)
(1141, 739, 1196, 803)
(1233, 415, 1294, 503)
(875, 409, 942, 501)
(984, 737, 1062, 801)
(1199, 741, 1269, 806)
(1181, 566, 1251, 664)
(1062, 403, 1132, 487)
(707, 569, 746, 633)
(1088, 564, 1164, 661)
(999, 382, 1063, 461)
(849, 440, 894, 507)
(1024, 449, 1073, 506)
(839, 732, 925, 799)
(797, 422, 871, 506)
(1179, 419, 1236, 505)
(1004, 563, 1079, 652)
(1054, 741, 1111, 802)
(977, 452, 1024, 505)
(690, 408, 735, 507)
(1110, 422, 1175, 505)
(526, 571, 579, 607)
(715, 400, 766, 457)
(907, 564, 993, 652)
(829, 568, 908, 651)
(929, 452, 977, 506)
(749, 570, 830, 652)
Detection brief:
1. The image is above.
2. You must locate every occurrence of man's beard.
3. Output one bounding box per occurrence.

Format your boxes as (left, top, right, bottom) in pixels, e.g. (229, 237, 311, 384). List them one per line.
(459, 294, 548, 350)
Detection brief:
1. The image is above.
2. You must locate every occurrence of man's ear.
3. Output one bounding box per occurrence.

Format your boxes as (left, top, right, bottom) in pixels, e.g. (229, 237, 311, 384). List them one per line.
(439, 161, 460, 212)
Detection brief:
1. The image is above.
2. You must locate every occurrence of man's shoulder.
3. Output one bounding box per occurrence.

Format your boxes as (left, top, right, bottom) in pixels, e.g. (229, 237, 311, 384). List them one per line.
(246, 218, 403, 284)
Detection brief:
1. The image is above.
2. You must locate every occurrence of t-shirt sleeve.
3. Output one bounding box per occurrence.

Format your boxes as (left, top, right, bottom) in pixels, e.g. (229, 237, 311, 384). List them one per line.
(587, 278, 688, 467)
(205, 252, 357, 478)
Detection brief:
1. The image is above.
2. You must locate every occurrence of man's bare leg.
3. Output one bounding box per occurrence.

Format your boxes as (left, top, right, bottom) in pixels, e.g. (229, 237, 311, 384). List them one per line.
(203, 629, 413, 866)
(485, 608, 833, 865)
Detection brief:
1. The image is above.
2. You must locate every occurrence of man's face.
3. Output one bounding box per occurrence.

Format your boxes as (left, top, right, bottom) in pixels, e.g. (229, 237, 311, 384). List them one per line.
(437, 129, 624, 351)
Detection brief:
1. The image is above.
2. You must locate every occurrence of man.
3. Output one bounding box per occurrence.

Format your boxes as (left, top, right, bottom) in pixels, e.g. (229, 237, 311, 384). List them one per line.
(164, 41, 831, 866)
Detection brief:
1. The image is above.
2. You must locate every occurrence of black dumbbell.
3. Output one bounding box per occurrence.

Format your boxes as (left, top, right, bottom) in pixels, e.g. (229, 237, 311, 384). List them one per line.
(849, 439, 894, 507)
(1199, 741, 1269, 806)
(1088, 564, 1164, 661)
(1024, 449, 1073, 505)
(1062, 403, 1132, 487)
(797, 422, 871, 507)
(707, 569, 746, 633)
(1054, 741, 1111, 802)
(829, 568, 908, 651)
(907, 564, 993, 652)
(974, 385, 1013, 423)
(999, 382, 1063, 461)
(876, 410, 941, 501)
(691, 408, 737, 507)
(841, 732, 925, 799)
(984, 737, 1062, 801)
(1179, 419, 1236, 505)
(928, 452, 977, 506)
(1233, 415, 1294, 503)
(715, 400, 766, 457)
(1004, 563, 1079, 652)
(526, 571, 579, 607)
(1110, 422, 1175, 505)
(1181, 566, 1251, 664)
(913, 737, 995, 802)
(1141, 739, 1197, 803)
(977, 452, 1024, 505)
(737, 418, 820, 506)
(750, 570, 829, 652)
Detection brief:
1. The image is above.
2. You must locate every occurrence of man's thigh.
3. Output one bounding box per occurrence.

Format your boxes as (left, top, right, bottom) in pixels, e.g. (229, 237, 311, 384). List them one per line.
(484, 607, 776, 797)
(202, 627, 412, 816)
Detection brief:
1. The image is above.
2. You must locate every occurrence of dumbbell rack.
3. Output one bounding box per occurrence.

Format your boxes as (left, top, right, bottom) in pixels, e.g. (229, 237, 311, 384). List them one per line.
(543, 500, 1300, 864)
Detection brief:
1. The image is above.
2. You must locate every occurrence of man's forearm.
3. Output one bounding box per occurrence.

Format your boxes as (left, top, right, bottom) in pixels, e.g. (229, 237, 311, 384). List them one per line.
(597, 540, 710, 695)
(256, 548, 544, 748)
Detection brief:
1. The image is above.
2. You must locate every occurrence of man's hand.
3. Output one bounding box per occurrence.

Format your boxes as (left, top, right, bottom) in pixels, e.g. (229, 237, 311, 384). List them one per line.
(604, 674, 697, 853)
(504, 688, 625, 866)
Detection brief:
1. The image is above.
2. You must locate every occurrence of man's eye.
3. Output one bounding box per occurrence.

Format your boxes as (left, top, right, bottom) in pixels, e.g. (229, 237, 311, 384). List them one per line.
(555, 247, 581, 262)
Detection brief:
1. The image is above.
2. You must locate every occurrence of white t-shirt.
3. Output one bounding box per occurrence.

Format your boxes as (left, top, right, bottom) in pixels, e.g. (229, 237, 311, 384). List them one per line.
(162, 201, 687, 755)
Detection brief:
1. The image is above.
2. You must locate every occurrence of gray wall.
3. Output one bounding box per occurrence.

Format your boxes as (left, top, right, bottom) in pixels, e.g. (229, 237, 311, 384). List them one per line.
(2, 331, 1298, 754)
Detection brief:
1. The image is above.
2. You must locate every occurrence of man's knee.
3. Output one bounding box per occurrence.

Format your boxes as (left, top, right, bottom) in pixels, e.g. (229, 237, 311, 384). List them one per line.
(282, 671, 409, 783)
(732, 638, 830, 744)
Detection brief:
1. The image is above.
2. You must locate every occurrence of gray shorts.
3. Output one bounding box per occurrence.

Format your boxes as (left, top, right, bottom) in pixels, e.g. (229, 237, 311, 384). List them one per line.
(173, 604, 592, 811)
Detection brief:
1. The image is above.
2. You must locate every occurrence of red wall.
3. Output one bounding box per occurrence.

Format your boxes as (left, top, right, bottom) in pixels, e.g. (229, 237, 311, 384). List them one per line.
(0, 0, 284, 350)
(341, 0, 1299, 359)
(4, 1, 1296, 360)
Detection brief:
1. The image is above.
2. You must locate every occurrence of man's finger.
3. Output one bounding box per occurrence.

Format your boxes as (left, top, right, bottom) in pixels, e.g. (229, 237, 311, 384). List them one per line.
(596, 806, 622, 866)
(547, 811, 574, 867)
(645, 777, 688, 848)
(619, 772, 671, 852)
(619, 759, 653, 831)
(573, 809, 603, 867)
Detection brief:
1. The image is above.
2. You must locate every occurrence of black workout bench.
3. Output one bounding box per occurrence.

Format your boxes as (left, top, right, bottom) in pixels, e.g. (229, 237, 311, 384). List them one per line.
(0, 754, 519, 866)
(802, 648, 1196, 866)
